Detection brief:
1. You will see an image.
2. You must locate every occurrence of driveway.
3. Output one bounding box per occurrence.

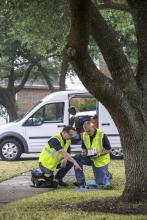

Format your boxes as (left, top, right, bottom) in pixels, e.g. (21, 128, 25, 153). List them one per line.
(0, 153, 76, 203)
(0, 168, 75, 203)
(0, 172, 51, 203)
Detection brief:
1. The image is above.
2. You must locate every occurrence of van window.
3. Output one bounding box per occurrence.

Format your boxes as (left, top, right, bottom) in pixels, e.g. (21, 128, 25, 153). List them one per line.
(24, 102, 64, 126)
(43, 102, 64, 122)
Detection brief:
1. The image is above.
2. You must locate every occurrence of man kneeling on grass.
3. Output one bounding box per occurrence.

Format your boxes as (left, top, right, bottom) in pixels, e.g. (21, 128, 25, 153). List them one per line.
(31, 126, 81, 188)
(73, 120, 111, 188)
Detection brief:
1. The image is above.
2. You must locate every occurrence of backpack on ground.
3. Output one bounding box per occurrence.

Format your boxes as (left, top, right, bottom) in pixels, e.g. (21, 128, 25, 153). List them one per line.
(31, 168, 58, 188)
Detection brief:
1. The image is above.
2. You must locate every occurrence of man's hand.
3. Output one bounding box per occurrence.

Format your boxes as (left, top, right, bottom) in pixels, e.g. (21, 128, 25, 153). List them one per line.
(59, 149, 82, 170)
(74, 161, 82, 170)
(91, 154, 99, 159)
(92, 150, 110, 159)
(92, 152, 101, 159)
(60, 159, 67, 168)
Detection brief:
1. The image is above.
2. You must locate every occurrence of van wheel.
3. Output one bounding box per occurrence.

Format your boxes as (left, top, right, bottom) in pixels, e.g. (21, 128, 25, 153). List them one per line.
(0, 138, 22, 161)
(110, 148, 123, 160)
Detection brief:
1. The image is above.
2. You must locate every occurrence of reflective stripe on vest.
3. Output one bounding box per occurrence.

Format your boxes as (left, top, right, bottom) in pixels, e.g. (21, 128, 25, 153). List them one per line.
(44, 147, 61, 159)
(82, 129, 110, 167)
(98, 131, 103, 153)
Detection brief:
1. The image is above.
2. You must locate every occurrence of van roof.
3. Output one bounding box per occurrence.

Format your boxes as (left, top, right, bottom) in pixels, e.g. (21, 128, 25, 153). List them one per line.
(41, 90, 91, 102)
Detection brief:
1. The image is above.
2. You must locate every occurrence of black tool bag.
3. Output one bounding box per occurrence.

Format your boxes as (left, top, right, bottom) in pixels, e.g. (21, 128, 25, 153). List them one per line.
(31, 168, 58, 188)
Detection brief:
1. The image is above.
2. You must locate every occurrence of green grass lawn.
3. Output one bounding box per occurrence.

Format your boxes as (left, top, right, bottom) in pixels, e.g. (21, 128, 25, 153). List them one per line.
(0, 160, 38, 182)
(0, 160, 146, 220)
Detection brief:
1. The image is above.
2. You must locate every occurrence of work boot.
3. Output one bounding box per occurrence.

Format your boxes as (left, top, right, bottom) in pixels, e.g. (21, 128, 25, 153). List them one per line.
(108, 171, 112, 180)
(31, 171, 40, 187)
(56, 179, 68, 187)
(74, 179, 85, 187)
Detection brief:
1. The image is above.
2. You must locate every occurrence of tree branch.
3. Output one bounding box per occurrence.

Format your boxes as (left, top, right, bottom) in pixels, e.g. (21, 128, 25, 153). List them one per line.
(90, 2, 139, 98)
(15, 63, 34, 93)
(0, 87, 10, 108)
(127, 0, 147, 92)
(68, 0, 124, 107)
(126, 1, 147, 125)
(37, 63, 55, 92)
(69, 49, 123, 107)
(69, 0, 90, 54)
(59, 49, 69, 90)
(7, 60, 15, 91)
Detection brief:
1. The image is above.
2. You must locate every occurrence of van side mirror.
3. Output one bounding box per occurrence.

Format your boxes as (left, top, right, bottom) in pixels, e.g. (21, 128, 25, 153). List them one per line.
(24, 118, 34, 126)
(68, 107, 76, 116)
(33, 117, 43, 126)
(24, 117, 43, 126)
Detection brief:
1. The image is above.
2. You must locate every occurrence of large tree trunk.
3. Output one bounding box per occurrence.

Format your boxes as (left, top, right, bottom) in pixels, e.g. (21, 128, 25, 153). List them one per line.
(68, 0, 147, 202)
(111, 106, 147, 201)
(0, 88, 17, 121)
(121, 133, 147, 201)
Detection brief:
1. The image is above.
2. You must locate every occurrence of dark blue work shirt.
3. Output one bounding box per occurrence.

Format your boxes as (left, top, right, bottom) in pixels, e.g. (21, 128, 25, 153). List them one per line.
(48, 137, 71, 153)
(82, 130, 111, 150)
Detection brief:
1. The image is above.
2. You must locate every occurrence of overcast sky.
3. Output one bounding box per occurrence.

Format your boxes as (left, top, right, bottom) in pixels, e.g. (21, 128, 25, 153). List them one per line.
(65, 75, 86, 90)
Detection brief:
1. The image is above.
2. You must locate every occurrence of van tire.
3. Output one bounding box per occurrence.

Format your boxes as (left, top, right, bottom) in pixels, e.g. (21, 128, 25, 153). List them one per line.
(0, 138, 23, 161)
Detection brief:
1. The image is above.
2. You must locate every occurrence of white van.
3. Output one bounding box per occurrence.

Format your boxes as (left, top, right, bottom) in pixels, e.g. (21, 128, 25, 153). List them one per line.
(0, 90, 123, 161)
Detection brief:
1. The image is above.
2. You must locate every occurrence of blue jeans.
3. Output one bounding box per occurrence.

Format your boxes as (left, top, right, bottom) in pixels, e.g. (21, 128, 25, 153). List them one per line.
(39, 162, 73, 180)
(74, 154, 110, 185)
(55, 161, 73, 180)
(39, 163, 54, 176)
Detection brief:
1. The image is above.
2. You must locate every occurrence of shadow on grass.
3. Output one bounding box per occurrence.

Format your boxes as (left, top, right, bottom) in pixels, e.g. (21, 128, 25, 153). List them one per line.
(58, 197, 147, 215)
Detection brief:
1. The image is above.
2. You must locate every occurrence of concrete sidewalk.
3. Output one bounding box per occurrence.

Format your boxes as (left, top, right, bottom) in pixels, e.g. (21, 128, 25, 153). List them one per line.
(0, 168, 75, 203)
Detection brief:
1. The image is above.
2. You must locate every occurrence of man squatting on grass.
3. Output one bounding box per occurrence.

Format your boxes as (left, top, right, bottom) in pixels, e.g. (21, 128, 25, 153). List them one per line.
(38, 125, 81, 186)
(57, 121, 111, 187)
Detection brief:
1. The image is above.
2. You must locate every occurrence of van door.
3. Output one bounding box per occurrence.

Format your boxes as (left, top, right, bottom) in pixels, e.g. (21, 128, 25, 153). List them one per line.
(98, 102, 119, 134)
(24, 101, 68, 152)
(98, 102, 122, 159)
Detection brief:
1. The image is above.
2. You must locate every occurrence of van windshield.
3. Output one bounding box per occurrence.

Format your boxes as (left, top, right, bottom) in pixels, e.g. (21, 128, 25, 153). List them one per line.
(15, 101, 42, 122)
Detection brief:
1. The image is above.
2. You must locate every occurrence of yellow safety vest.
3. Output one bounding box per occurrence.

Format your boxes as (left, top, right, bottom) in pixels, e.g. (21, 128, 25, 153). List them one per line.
(82, 129, 110, 167)
(39, 133, 71, 171)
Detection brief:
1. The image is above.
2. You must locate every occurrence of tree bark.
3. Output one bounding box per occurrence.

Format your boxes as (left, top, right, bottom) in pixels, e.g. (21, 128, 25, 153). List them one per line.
(68, 0, 147, 202)
(0, 63, 34, 121)
(37, 64, 54, 92)
(119, 121, 147, 201)
(0, 88, 17, 121)
(59, 49, 69, 91)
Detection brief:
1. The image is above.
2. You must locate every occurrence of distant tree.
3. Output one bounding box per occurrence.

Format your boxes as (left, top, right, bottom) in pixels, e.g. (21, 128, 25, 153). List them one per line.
(0, 11, 60, 120)
(0, 38, 59, 121)
(78, 98, 96, 112)
(0, 105, 9, 123)
(0, 19, 35, 120)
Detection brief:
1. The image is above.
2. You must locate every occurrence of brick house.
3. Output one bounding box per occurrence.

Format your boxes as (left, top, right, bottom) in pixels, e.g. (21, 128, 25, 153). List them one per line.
(17, 54, 110, 116)
(17, 85, 51, 116)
